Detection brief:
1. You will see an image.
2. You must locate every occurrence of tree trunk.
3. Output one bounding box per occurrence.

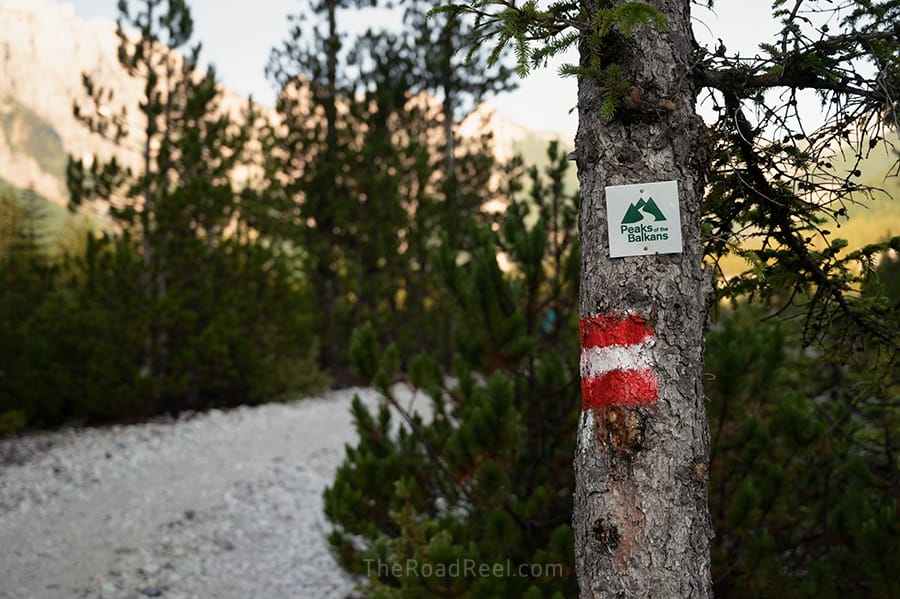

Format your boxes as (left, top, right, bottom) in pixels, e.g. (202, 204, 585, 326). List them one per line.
(315, 0, 341, 372)
(572, 1, 713, 597)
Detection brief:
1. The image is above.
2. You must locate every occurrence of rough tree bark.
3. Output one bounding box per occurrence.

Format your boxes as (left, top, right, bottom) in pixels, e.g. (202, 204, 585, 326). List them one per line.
(572, 0, 714, 597)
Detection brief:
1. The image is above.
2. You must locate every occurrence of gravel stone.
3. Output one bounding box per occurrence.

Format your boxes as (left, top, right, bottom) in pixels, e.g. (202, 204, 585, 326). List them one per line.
(0, 387, 417, 599)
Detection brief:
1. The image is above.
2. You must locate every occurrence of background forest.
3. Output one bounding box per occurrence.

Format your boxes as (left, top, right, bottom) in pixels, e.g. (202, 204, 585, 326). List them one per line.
(0, 0, 898, 597)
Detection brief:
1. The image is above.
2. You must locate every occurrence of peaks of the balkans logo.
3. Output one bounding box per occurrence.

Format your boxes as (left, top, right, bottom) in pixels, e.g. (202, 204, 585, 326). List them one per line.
(605, 180, 683, 258)
(622, 197, 666, 224)
(620, 197, 670, 243)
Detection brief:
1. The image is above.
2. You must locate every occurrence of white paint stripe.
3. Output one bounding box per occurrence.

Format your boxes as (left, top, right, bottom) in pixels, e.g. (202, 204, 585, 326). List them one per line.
(580, 340, 655, 380)
(577, 411, 594, 458)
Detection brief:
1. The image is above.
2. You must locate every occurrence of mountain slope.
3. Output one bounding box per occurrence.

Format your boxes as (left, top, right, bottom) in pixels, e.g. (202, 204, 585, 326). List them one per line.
(0, 0, 147, 205)
(0, 0, 569, 223)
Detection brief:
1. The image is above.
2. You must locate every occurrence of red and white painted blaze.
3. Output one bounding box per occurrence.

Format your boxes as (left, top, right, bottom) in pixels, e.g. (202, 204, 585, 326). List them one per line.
(580, 312, 659, 410)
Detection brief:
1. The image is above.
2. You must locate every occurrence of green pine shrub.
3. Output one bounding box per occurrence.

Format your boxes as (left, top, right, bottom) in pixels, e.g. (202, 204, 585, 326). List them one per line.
(324, 142, 581, 598)
(0, 227, 327, 431)
(325, 140, 899, 596)
(707, 288, 899, 597)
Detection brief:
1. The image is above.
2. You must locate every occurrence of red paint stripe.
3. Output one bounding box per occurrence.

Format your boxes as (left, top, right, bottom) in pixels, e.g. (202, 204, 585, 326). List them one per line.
(581, 369, 659, 410)
(580, 313, 652, 349)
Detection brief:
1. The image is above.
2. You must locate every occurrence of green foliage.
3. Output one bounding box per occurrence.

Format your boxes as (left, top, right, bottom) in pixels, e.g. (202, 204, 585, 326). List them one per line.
(0, 0, 326, 432)
(327, 228, 898, 596)
(434, 1, 663, 76)
(321, 1, 900, 595)
(264, 3, 422, 372)
(444, 0, 900, 338)
(12, 238, 147, 424)
(707, 295, 899, 598)
(0, 179, 97, 256)
(325, 140, 898, 597)
(324, 142, 580, 597)
(434, 0, 665, 120)
(0, 190, 61, 429)
(596, 64, 630, 122)
(0, 189, 41, 260)
(698, 0, 900, 350)
(262, 0, 514, 375)
(0, 410, 26, 435)
(0, 218, 326, 430)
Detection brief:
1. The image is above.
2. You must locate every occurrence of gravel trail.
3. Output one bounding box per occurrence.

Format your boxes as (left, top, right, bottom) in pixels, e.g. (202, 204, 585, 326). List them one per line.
(0, 388, 381, 599)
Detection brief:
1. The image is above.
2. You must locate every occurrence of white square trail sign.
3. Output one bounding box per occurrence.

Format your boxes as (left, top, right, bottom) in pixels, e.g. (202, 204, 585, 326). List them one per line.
(605, 180, 683, 258)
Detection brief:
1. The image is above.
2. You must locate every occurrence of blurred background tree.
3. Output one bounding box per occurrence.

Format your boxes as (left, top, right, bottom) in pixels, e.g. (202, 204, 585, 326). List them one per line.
(325, 141, 581, 598)
(1, 0, 326, 430)
(261, 0, 515, 377)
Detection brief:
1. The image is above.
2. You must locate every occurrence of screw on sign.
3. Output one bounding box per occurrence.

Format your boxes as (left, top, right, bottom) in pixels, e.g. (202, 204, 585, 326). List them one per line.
(579, 312, 658, 410)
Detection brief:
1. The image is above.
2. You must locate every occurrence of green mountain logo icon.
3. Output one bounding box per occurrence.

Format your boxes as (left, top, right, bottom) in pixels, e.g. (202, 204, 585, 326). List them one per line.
(621, 197, 666, 224)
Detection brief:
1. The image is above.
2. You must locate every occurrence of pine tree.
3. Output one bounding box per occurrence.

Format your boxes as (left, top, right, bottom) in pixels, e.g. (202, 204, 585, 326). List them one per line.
(263, 0, 516, 374)
(324, 142, 581, 598)
(0, 190, 55, 432)
(67, 0, 208, 400)
(65, 0, 324, 416)
(706, 295, 899, 597)
(263, 0, 359, 373)
(401, 0, 899, 595)
(400, 0, 517, 245)
(347, 16, 515, 366)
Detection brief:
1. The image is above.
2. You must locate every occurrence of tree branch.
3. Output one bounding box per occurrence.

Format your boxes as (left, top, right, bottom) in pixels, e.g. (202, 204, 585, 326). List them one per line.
(721, 91, 896, 348)
(695, 28, 897, 101)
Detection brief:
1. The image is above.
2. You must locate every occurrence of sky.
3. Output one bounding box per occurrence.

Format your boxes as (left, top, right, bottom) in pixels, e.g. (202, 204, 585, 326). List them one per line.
(65, 1, 780, 138)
